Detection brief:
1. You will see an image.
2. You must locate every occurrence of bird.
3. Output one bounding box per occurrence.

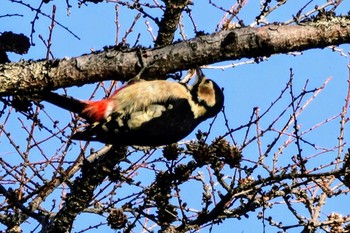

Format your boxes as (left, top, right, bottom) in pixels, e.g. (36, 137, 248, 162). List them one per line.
(40, 68, 224, 146)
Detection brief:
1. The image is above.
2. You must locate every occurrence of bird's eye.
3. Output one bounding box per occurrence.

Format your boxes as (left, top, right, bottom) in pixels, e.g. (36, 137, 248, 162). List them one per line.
(204, 79, 211, 84)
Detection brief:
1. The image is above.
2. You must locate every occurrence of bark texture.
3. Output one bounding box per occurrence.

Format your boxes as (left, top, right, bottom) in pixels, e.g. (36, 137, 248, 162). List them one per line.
(0, 16, 349, 95)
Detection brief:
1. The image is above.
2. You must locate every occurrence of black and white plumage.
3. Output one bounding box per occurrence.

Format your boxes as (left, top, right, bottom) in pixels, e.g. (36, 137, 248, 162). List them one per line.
(41, 69, 224, 146)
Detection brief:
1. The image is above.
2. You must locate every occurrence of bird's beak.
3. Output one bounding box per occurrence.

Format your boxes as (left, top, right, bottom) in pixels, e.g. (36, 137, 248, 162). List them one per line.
(183, 67, 205, 89)
(190, 67, 204, 87)
(195, 67, 204, 81)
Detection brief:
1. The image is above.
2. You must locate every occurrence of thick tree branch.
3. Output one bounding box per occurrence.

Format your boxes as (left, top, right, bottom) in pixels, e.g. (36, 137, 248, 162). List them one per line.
(45, 146, 126, 233)
(155, 0, 191, 46)
(0, 16, 349, 95)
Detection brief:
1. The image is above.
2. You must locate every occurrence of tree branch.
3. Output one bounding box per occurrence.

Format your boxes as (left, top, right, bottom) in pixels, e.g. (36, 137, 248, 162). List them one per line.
(0, 16, 349, 95)
(155, 0, 191, 46)
(44, 146, 127, 233)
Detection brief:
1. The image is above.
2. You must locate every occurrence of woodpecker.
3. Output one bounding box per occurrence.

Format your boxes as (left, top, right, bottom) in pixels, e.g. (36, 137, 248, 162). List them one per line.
(41, 69, 224, 146)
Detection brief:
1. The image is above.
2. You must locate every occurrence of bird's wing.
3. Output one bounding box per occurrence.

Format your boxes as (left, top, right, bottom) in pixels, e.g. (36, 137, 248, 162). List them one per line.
(72, 99, 198, 146)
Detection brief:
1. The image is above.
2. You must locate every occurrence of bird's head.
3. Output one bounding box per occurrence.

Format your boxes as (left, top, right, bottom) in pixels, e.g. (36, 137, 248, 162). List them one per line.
(191, 68, 224, 119)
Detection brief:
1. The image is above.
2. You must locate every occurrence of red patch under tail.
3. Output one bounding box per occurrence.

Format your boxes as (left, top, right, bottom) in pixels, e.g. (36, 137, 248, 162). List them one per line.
(81, 83, 135, 122)
(82, 99, 109, 122)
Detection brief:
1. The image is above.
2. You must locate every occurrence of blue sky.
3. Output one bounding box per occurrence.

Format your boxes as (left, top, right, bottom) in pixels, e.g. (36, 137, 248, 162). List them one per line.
(1, 1, 350, 232)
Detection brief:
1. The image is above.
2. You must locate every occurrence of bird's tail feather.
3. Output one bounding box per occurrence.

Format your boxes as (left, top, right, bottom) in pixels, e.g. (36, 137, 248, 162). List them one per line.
(39, 92, 87, 116)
